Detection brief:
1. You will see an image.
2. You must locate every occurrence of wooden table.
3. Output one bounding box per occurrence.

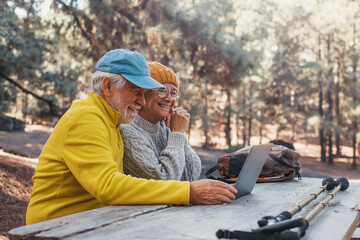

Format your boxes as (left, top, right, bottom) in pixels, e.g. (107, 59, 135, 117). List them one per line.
(9, 178, 360, 239)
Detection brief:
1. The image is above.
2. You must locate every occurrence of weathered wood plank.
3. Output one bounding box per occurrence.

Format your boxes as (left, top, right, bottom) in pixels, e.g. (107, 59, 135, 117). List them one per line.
(63, 203, 358, 240)
(8, 205, 170, 240)
(63, 178, 360, 240)
(352, 227, 360, 240)
(8, 178, 360, 240)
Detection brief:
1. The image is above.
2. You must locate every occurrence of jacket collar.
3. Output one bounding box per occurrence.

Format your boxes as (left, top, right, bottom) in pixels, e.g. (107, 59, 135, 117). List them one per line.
(88, 93, 120, 128)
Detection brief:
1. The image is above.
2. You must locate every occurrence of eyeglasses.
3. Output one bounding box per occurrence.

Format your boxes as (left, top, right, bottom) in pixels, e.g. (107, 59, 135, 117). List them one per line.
(156, 87, 180, 100)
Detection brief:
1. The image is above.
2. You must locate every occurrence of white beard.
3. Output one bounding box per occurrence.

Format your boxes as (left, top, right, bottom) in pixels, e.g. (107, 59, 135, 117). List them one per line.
(110, 92, 138, 125)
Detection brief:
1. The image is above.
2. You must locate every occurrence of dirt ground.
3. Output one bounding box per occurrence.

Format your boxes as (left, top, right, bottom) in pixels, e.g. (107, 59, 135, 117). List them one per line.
(0, 125, 359, 239)
(0, 150, 36, 239)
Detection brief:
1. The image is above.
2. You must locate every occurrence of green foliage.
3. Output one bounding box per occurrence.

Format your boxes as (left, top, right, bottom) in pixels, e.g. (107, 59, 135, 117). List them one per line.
(1, 0, 360, 153)
(0, 1, 81, 117)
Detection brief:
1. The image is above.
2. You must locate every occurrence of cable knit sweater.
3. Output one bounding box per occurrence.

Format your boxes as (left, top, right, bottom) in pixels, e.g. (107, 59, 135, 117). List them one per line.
(120, 115, 201, 181)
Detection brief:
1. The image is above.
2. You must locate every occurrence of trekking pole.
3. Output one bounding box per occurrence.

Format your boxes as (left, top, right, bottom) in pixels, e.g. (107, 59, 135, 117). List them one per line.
(258, 176, 336, 227)
(216, 177, 347, 240)
(279, 177, 350, 240)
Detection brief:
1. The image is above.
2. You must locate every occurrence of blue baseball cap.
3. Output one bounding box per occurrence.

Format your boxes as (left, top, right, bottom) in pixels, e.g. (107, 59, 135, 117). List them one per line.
(96, 49, 164, 89)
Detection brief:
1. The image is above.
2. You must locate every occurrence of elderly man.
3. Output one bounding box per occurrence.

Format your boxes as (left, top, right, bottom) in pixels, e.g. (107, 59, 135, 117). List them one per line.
(26, 49, 236, 225)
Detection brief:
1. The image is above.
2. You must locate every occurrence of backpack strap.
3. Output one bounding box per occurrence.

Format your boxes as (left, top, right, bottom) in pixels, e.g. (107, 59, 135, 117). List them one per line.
(205, 164, 223, 178)
(257, 171, 294, 183)
(268, 153, 298, 169)
(268, 153, 301, 180)
(205, 164, 236, 184)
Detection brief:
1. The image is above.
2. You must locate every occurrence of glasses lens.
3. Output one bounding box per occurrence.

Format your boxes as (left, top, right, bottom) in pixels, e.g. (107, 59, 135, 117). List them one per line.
(157, 87, 179, 99)
(170, 91, 179, 99)
(157, 88, 167, 98)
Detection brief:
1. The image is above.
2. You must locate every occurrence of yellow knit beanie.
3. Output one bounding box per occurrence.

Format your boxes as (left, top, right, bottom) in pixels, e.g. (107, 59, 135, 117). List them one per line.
(147, 62, 179, 89)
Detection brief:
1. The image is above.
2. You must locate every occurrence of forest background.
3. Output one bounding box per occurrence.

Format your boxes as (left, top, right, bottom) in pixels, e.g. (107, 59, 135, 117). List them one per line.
(1, 0, 360, 169)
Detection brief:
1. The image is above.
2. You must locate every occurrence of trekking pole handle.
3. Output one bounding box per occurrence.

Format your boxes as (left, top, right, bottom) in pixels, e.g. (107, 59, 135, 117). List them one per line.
(288, 176, 336, 216)
(281, 177, 349, 239)
(280, 220, 309, 240)
(258, 177, 335, 227)
(305, 177, 349, 222)
(252, 218, 306, 234)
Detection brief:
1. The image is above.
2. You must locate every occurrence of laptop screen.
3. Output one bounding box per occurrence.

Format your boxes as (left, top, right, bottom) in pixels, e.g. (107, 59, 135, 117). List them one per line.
(234, 144, 273, 199)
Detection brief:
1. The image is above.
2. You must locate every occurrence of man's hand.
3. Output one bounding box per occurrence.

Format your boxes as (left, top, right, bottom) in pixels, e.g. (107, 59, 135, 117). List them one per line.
(189, 179, 237, 205)
(168, 107, 190, 133)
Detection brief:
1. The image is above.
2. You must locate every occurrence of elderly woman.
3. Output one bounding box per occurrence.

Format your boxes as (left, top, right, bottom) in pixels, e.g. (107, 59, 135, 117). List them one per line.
(120, 62, 201, 181)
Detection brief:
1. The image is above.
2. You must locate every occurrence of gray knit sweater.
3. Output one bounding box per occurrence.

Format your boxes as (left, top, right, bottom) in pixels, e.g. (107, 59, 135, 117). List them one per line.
(120, 115, 201, 181)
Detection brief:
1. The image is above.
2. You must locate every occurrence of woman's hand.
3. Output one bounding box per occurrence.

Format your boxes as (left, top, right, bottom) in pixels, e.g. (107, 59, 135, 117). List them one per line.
(167, 107, 190, 133)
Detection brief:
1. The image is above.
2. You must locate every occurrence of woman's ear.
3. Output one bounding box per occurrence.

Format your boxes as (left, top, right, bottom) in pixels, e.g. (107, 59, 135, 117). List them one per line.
(101, 77, 112, 97)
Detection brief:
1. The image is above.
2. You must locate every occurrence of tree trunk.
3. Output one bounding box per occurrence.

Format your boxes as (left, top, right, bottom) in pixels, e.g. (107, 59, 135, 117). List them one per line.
(352, 133, 357, 169)
(247, 81, 253, 146)
(351, 23, 358, 169)
(290, 90, 295, 140)
(319, 128, 326, 162)
(326, 35, 334, 166)
(317, 34, 326, 163)
(242, 87, 247, 146)
(225, 87, 232, 148)
(327, 132, 334, 166)
(236, 112, 240, 145)
(242, 120, 247, 146)
(23, 93, 28, 123)
(335, 60, 342, 156)
(202, 77, 210, 149)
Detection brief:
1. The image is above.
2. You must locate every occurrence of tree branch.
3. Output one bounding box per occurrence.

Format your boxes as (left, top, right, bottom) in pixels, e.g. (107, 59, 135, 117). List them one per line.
(56, 0, 93, 45)
(0, 70, 61, 118)
(131, 0, 151, 10)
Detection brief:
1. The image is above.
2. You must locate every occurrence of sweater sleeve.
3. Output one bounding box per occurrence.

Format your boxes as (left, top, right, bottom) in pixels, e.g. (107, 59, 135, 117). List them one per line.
(121, 125, 187, 180)
(182, 136, 202, 181)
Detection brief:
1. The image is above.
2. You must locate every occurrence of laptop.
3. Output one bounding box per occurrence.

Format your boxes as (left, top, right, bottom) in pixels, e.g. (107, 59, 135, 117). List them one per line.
(234, 144, 273, 199)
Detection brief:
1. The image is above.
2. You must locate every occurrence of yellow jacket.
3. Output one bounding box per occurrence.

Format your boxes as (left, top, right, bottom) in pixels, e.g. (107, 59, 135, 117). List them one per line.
(26, 93, 189, 224)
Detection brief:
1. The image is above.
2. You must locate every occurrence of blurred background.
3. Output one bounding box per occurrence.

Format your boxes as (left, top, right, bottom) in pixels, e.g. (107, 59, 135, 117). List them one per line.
(1, 0, 360, 166)
(1, 1, 360, 237)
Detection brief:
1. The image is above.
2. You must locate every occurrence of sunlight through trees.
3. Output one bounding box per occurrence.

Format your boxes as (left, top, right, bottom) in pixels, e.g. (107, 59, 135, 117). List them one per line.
(1, 0, 359, 167)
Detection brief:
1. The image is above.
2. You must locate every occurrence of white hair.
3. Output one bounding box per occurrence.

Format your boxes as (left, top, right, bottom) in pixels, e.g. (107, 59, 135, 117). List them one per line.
(88, 71, 127, 96)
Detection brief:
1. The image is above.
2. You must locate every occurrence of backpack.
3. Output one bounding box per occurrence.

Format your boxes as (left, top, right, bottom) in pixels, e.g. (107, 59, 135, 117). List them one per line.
(205, 145, 301, 183)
